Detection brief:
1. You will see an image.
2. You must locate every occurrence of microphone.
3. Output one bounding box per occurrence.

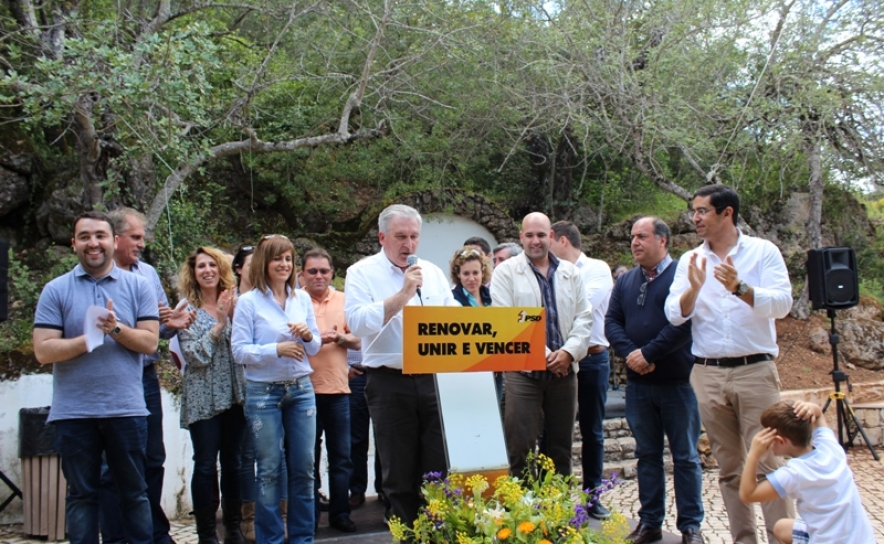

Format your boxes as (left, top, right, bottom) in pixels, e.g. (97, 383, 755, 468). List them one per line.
(406, 254, 422, 301)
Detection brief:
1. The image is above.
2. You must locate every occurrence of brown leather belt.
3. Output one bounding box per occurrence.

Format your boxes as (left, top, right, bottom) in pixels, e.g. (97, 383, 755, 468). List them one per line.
(586, 345, 607, 355)
(694, 354, 772, 367)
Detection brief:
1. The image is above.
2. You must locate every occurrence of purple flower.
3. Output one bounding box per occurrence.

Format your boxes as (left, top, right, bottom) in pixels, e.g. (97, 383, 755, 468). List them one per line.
(424, 471, 444, 482)
(570, 504, 590, 528)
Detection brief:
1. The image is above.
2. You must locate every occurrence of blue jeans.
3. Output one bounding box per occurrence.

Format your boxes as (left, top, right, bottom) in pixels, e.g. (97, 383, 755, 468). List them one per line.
(314, 394, 352, 522)
(188, 405, 245, 510)
(99, 364, 171, 544)
(577, 350, 610, 491)
(55, 417, 151, 544)
(245, 378, 316, 544)
(348, 372, 382, 496)
(625, 380, 704, 532)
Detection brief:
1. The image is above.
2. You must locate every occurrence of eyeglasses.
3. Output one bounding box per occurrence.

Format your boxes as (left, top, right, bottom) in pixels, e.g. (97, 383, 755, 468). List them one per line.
(460, 248, 482, 258)
(261, 234, 289, 241)
(304, 268, 332, 276)
(238, 245, 254, 252)
(637, 280, 649, 307)
(691, 207, 723, 217)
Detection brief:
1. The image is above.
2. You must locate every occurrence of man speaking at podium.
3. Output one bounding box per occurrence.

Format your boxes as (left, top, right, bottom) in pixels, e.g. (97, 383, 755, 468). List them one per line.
(344, 204, 456, 530)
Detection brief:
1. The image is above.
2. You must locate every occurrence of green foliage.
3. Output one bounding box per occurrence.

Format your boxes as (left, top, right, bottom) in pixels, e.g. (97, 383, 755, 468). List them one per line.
(151, 179, 239, 275)
(0, 248, 78, 354)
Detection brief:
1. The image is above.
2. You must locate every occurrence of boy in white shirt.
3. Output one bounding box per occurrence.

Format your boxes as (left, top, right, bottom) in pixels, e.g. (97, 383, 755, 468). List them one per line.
(739, 400, 875, 543)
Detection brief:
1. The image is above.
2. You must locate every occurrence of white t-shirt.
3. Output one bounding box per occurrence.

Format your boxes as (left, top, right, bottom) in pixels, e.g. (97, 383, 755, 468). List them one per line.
(767, 426, 875, 543)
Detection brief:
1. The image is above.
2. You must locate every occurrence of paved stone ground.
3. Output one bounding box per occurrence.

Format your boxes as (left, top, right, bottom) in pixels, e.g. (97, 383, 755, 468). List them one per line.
(2, 448, 882, 543)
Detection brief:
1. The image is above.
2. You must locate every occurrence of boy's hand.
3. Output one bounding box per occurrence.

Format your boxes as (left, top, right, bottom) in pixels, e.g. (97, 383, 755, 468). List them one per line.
(793, 401, 822, 422)
(749, 427, 778, 457)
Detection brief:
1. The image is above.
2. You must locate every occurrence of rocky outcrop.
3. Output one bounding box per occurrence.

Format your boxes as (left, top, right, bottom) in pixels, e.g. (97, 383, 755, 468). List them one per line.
(0, 151, 32, 217)
(807, 298, 884, 371)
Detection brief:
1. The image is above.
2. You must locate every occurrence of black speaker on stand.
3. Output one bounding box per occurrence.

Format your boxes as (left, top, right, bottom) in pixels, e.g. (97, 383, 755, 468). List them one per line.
(806, 246, 878, 459)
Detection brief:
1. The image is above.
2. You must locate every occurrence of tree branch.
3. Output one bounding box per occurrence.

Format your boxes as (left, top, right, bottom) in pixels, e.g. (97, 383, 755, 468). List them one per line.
(144, 125, 386, 235)
(339, 0, 395, 137)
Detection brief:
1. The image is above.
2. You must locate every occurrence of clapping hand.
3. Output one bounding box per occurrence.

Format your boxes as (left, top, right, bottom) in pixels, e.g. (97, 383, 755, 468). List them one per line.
(321, 325, 340, 345)
(688, 253, 706, 291)
(161, 301, 196, 330)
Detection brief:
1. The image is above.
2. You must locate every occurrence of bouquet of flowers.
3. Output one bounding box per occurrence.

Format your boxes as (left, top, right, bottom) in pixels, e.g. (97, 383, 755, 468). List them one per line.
(388, 454, 629, 543)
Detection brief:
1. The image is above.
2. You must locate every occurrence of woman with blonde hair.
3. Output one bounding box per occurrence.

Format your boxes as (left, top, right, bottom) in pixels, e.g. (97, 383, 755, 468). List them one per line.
(178, 246, 247, 544)
(232, 235, 321, 544)
(449, 246, 492, 307)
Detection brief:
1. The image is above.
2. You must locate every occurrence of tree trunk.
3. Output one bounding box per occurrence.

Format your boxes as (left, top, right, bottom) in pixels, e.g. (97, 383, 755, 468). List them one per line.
(792, 124, 824, 319)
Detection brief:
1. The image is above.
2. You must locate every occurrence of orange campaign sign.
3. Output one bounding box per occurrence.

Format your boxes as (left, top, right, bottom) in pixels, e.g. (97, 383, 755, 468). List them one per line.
(402, 306, 547, 374)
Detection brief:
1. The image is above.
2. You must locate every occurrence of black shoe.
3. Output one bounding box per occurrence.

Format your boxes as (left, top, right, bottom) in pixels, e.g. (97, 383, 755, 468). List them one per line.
(682, 528, 705, 544)
(626, 523, 663, 544)
(318, 492, 330, 512)
(588, 502, 611, 520)
(330, 516, 357, 533)
(348, 492, 366, 509)
(222, 498, 245, 544)
(194, 508, 221, 544)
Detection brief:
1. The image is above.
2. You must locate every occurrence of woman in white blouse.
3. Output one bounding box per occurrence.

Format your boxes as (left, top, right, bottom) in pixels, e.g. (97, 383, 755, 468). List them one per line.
(231, 235, 321, 544)
(177, 246, 246, 544)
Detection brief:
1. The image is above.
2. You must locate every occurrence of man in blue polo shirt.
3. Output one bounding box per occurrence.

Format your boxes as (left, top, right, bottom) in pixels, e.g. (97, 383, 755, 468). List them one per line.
(33, 210, 160, 544)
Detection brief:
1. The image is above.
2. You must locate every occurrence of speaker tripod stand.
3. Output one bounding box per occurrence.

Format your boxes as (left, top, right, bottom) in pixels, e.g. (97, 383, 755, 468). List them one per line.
(821, 309, 879, 460)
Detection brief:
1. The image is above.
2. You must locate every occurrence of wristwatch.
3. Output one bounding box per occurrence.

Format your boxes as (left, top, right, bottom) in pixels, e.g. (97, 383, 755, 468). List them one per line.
(733, 281, 749, 296)
(110, 325, 122, 336)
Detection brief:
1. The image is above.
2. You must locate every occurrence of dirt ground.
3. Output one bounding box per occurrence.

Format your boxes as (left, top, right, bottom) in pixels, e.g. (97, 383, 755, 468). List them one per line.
(776, 314, 882, 390)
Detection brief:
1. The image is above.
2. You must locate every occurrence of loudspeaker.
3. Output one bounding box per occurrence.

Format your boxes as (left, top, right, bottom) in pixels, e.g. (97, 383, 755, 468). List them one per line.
(0, 239, 7, 322)
(807, 246, 859, 310)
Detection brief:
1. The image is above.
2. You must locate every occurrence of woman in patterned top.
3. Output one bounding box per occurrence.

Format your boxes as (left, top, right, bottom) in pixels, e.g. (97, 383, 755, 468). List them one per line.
(178, 246, 247, 544)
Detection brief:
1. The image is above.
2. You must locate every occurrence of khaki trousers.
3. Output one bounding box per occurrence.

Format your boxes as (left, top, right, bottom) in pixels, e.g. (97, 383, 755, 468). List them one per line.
(691, 360, 795, 544)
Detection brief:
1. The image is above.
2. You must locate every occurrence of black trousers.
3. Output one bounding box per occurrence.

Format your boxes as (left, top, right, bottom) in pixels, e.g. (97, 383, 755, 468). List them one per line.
(365, 368, 446, 528)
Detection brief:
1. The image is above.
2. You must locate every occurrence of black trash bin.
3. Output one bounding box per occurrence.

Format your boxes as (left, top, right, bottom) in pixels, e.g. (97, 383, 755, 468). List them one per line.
(19, 407, 66, 540)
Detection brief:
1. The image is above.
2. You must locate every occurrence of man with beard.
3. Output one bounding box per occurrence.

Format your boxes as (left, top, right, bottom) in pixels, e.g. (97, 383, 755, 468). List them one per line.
(33, 211, 160, 544)
(491, 212, 592, 478)
(666, 185, 795, 544)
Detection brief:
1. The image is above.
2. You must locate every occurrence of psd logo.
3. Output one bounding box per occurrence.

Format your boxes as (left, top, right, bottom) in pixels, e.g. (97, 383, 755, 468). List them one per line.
(518, 310, 542, 322)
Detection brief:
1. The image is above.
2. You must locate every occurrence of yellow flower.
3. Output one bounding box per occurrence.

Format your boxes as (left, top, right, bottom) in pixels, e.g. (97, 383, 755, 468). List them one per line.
(539, 540, 553, 544)
(426, 499, 445, 516)
(466, 474, 489, 494)
(456, 531, 478, 544)
(536, 453, 556, 473)
(518, 521, 536, 533)
(387, 515, 407, 541)
(497, 527, 512, 540)
(600, 511, 630, 542)
(493, 478, 524, 505)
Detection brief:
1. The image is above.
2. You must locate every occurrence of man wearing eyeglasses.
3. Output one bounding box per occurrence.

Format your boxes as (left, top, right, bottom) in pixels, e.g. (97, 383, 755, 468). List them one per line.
(300, 247, 361, 533)
(549, 220, 613, 520)
(605, 217, 704, 544)
(665, 185, 794, 544)
(491, 212, 592, 479)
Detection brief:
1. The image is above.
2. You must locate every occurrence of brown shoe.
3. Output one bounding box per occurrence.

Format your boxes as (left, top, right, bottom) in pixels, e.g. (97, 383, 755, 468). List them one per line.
(348, 492, 366, 509)
(240, 501, 255, 543)
(626, 523, 663, 544)
(682, 528, 705, 544)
